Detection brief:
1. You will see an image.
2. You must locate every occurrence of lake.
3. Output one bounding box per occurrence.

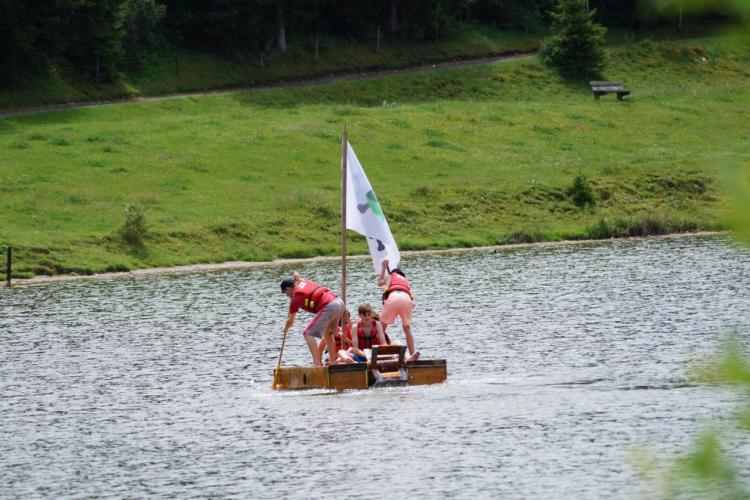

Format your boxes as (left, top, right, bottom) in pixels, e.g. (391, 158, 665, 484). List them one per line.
(2, 235, 749, 498)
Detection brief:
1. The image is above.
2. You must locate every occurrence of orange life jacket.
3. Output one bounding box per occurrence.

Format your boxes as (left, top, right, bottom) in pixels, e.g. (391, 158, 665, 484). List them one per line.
(382, 272, 412, 302)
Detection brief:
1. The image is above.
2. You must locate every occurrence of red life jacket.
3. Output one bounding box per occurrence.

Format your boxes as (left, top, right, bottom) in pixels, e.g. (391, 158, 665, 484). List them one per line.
(382, 272, 412, 302)
(294, 280, 333, 313)
(356, 319, 387, 349)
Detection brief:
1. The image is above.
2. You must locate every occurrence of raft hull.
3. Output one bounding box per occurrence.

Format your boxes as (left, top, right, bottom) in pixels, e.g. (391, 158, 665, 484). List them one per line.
(273, 359, 447, 390)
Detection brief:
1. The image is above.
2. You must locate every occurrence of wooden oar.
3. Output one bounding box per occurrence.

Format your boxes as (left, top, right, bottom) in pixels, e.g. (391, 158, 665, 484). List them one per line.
(271, 330, 288, 389)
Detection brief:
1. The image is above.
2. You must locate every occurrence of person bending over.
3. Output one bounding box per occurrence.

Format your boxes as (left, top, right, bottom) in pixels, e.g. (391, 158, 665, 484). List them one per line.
(281, 271, 344, 366)
(377, 259, 420, 360)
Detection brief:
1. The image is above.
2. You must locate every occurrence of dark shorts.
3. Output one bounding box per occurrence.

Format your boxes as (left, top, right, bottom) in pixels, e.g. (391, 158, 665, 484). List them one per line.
(352, 353, 367, 363)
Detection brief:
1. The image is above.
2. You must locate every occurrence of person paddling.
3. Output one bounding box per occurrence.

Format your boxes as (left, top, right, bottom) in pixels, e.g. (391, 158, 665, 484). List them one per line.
(281, 271, 344, 366)
(377, 259, 420, 360)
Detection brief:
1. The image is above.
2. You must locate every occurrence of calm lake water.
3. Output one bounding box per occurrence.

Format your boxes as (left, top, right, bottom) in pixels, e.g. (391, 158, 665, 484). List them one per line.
(2, 236, 750, 498)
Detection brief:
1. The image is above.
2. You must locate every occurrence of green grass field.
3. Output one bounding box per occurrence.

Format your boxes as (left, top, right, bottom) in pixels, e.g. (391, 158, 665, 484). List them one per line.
(1, 35, 748, 278)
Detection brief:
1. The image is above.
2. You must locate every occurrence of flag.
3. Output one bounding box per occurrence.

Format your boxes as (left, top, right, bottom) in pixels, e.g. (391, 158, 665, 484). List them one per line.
(345, 141, 400, 274)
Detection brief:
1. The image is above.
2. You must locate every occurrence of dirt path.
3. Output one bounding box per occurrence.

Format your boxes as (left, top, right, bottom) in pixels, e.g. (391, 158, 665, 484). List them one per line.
(2, 232, 721, 288)
(0, 51, 534, 118)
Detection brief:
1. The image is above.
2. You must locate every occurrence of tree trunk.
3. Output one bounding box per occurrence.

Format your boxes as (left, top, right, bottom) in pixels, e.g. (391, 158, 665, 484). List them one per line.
(276, 0, 287, 53)
(314, 0, 319, 61)
(389, 0, 398, 32)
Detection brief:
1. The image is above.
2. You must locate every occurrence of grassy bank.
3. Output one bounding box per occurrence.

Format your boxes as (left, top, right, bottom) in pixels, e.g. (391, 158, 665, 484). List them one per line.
(0, 26, 541, 110)
(1, 35, 748, 279)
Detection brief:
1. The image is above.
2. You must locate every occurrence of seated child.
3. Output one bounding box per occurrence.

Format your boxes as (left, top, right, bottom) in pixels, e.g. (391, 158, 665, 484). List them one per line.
(337, 303, 387, 364)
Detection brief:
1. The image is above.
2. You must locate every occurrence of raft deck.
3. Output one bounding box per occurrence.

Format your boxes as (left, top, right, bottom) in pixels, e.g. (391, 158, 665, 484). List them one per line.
(273, 345, 447, 390)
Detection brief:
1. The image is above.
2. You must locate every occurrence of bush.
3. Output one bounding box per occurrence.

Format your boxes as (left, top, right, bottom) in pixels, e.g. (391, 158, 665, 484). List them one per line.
(539, 0, 607, 78)
(121, 204, 148, 246)
(567, 175, 596, 208)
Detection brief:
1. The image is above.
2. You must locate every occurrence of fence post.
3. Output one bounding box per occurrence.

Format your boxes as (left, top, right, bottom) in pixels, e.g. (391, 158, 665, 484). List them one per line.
(5, 246, 10, 288)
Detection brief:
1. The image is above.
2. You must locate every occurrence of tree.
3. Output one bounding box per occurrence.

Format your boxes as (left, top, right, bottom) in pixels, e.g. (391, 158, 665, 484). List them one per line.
(122, 0, 167, 70)
(389, 0, 400, 32)
(539, 0, 606, 78)
(64, 0, 127, 82)
(276, 0, 287, 53)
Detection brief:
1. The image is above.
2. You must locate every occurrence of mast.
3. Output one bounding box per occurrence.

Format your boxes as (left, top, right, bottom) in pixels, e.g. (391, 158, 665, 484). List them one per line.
(340, 127, 348, 305)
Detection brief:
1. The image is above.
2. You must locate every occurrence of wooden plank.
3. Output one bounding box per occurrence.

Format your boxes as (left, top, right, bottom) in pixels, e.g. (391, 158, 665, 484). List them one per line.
(372, 344, 406, 356)
(329, 363, 369, 390)
(406, 360, 448, 386)
(590, 81, 622, 87)
(273, 366, 329, 390)
(371, 345, 407, 367)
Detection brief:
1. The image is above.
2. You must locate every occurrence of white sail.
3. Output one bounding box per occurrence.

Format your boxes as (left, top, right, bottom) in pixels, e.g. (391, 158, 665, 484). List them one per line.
(344, 141, 400, 273)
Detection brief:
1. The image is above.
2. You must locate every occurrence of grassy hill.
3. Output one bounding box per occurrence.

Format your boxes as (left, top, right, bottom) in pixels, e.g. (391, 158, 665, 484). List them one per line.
(1, 34, 748, 279)
(0, 27, 541, 110)
(0, 23, 726, 110)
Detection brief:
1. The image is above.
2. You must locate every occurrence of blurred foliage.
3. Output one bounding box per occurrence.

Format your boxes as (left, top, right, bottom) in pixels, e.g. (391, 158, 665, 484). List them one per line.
(652, 0, 750, 17)
(638, 338, 750, 498)
(633, 8, 750, 489)
(730, 163, 750, 245)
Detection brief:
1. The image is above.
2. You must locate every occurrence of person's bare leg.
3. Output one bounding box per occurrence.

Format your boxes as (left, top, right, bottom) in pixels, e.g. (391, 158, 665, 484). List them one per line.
(322, 330, 338, 365)
(403, 324, 417, 357)
(321, 308, 343, 364)
(338, 350, 355, 364)
(406, 350, 421, 362)
(305, 335, 321, 366)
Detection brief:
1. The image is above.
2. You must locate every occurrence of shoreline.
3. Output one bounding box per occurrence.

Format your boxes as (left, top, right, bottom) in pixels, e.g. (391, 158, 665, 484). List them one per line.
(2, 231, 722, 288)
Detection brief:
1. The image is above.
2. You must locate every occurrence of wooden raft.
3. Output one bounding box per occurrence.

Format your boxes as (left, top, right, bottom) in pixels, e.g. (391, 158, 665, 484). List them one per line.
(273, 345, 447, 390)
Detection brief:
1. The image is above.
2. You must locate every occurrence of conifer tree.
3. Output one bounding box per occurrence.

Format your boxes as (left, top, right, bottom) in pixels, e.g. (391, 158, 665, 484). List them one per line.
(539, 0, 606, 78)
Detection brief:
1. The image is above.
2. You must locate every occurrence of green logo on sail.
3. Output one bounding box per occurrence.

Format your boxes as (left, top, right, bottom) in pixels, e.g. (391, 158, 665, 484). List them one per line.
(357, 190, 384, 219)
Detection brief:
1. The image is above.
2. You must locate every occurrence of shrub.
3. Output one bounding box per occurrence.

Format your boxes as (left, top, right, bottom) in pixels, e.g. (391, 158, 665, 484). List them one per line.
(539, 0, 607, 78)
(121, 204, 148, 246)
(567, 175, 596, 208)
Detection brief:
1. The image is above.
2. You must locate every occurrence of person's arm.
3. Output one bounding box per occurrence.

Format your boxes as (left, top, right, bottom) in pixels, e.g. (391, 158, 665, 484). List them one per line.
(292, 271, 301, 285)
(376, 259, 390, 287)
(351, 328, 360, 356)
(283, 311, 296, 336)
(375, 321, 387, 345)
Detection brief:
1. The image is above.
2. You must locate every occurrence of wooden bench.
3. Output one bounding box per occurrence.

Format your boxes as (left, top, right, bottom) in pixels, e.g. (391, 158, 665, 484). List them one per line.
(590, 81, 631, 100)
